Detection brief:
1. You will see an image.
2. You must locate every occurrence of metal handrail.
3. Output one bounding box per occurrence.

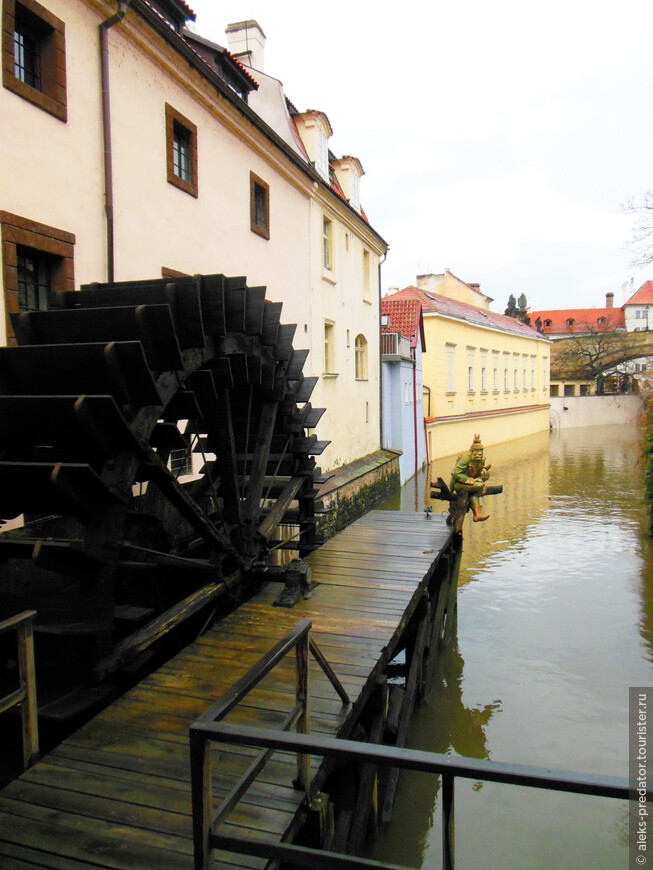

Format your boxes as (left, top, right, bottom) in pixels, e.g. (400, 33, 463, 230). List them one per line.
(190, 618, 350, 870)
(0, 610, 39, 770)
(191, 719, 647, 870)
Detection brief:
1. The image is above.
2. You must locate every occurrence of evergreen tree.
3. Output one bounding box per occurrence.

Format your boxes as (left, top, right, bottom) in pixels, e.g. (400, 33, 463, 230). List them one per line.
(505, 294, 517, 317)
(505, 293, 531, 326)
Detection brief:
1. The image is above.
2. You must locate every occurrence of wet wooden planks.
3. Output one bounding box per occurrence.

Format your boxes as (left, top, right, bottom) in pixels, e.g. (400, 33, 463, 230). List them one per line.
(0, 510, 452, 868)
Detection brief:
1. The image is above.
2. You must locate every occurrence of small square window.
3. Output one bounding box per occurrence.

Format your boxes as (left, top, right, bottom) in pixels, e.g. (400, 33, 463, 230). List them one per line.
(16, 246, 51, 311)
(165, 103, 198, 197)
(3, 0, 67, 121)
(1, 211, 75, 346)
(250, 172, 270, 239)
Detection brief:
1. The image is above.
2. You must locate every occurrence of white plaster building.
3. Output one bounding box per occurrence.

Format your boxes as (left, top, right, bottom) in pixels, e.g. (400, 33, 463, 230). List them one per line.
(1, 2, 387, 475)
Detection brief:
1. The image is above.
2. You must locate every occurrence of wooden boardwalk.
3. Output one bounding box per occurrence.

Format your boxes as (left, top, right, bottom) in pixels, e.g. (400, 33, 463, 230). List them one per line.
(0, 510, 453, 869)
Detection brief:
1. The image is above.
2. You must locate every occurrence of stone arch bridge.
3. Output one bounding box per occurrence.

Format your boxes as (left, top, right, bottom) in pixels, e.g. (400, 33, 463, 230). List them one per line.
(550, 331, 653, 379)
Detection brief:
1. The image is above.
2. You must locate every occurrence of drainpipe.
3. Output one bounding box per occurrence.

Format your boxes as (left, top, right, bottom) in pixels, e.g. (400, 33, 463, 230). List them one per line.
(412, 349, 418, 482)
(100, 2, 130, 283)
(422, 385, 431, 465)
(378, 251, 387, 450)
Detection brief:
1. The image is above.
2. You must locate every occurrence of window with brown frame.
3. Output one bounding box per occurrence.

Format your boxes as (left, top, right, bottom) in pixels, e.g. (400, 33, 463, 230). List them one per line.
(249, 172, 270, 239)
(165, 103, 198, 197)
(2, 0, 67, 121)
(1, 211, 75, 346)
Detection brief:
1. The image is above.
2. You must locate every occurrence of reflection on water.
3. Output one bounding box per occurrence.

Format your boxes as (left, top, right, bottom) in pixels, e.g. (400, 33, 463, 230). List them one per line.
(374, 424, 653, 869)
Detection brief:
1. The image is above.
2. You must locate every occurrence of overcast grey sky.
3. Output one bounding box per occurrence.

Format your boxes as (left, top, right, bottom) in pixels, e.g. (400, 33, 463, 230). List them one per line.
(188, 0, 653, 311)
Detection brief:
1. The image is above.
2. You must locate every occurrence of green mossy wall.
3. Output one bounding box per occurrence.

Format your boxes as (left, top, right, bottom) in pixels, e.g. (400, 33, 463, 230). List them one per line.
(318, 459, 400, 541)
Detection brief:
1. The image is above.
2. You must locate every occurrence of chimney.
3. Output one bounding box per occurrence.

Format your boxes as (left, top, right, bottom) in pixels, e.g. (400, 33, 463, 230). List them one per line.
(225, 20, 266, 72)
(606, 292, 614, 308)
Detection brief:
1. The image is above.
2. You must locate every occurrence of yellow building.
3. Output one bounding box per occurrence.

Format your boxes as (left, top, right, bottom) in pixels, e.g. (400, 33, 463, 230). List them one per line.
(385, 271, 551, 460)
(0, 3, 387, 474)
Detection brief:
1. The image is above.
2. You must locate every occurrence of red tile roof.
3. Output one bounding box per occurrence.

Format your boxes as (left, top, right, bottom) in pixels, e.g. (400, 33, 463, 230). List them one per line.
(530, 307, 625, 335)
(386, 287, 542, 339)
(381, 298, 425, 349)
(182, 29, 259, 90)
(176, 0, 196, 19)
(625, 281, 653, 305)
(287, 105, 309, 160)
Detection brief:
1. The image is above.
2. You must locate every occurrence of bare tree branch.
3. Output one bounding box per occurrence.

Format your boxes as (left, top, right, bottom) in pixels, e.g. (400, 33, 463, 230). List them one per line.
(623, 192, 653, 267)
(552, 317, 627, 393)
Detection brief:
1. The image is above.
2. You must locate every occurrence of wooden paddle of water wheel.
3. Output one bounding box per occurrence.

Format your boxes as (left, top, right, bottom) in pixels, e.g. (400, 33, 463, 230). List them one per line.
(0, 274, 328, 725)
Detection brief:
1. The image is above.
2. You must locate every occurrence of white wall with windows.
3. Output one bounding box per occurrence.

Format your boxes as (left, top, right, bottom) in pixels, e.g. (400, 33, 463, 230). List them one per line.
(0, 1, 387, 476)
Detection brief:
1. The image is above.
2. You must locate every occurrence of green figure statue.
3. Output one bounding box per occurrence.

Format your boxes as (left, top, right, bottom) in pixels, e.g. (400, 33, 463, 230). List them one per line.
(430, 434, 503, 534)
(449, 433, 491, 523)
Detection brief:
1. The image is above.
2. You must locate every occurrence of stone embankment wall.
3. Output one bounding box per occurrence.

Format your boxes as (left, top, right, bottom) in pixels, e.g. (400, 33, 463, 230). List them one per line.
(550, 395, 642, 429)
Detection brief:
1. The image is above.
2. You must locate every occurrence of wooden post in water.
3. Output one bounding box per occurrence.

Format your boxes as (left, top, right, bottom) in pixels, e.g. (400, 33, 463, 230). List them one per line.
(347, 677, 388, 854)
(442, 771, 455, 870)
(382, 594, 430, 822)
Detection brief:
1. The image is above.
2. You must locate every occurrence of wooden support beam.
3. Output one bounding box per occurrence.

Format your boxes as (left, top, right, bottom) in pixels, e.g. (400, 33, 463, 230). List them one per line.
(422, 567, 451, 703)
(242, 402, 278, 542)
(112, 542, 215, 575)
(141, 450, 242, 565)
(382, 597, 430, 822)
(91, 577, 236, 681)
(258, 476, 304, 540)
(347, 678, 388, 855)
(17, 614, 40, 770)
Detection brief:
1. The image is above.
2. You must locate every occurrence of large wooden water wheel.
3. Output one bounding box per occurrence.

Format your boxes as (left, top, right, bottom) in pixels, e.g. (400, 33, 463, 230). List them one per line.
(0, 274, 328, 721)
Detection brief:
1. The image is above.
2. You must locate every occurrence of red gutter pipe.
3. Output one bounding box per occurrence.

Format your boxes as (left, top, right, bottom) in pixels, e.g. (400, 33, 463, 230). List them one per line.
(100, 2, 131, 283)
(413, 349, 418, 482)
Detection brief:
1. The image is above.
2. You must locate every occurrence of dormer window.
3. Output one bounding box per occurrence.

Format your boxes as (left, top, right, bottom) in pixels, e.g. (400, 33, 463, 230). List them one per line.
(350, 171, 360, 211)
(317, 129, 328, 180)
(566, 318, 575, 326)
(544, 319, 552, 327)
(331, 155, 364, 213)
(597, 317, 606, 325)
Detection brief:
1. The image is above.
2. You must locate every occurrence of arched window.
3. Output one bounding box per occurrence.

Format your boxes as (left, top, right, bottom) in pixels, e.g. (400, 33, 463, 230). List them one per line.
(355, 334, 368, 380)
(566, 318, 575, 326)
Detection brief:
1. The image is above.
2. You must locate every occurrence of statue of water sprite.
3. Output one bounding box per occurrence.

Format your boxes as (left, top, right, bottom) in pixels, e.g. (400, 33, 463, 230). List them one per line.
(431, 434, 503, 534)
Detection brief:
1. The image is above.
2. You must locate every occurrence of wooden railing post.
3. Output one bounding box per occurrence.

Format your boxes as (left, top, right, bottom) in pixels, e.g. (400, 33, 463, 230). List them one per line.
(295, 630, 311, 791)
(442, 771, 455, 870)
(0, 610, 39, 772)
(16, 613, 39, 770)
(190, 731, 213, 870)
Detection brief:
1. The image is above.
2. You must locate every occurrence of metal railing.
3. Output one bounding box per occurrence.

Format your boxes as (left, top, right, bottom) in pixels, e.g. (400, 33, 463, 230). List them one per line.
(192, 721, 641, 870)
(381, 332, 412, 359)
(190, 618, 350, 870)
(189, 616, 648, 869)
(0, 610, 39, 770)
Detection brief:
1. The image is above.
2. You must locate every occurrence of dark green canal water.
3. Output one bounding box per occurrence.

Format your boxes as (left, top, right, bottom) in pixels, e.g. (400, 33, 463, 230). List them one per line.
(373, 423, 653, 869)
